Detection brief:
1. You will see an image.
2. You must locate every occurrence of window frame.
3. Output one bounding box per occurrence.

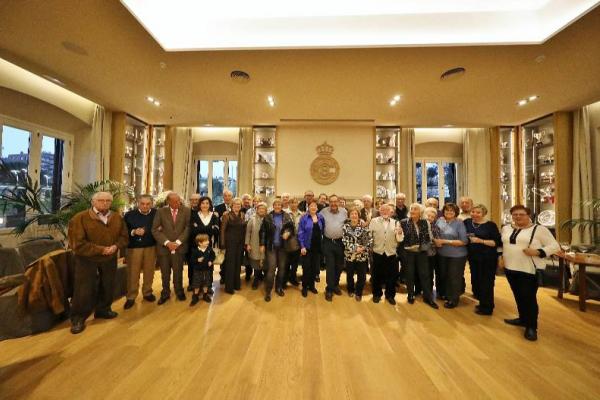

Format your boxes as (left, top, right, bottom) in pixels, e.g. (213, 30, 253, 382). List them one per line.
(414, 157, 462, 207)
(0, 113, 74, 233)
(192, 155, 239, 200)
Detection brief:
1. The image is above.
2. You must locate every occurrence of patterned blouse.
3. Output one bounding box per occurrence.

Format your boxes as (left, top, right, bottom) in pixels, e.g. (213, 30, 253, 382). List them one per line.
(342, 222, 373, 262)
(400, 218, 433, 247)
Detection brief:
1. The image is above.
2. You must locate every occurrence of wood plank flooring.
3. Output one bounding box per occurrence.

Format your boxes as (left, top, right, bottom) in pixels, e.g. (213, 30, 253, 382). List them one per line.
(1, 270, 599, 400)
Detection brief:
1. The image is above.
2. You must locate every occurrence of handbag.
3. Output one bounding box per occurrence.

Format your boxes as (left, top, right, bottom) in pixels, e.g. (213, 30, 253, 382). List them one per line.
(420, 221, 437, 256)
(284, 234, 300, 253)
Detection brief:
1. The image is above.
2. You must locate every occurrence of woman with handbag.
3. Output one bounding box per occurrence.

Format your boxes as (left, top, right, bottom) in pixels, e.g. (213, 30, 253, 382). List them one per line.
(500, 205, 559, 341)
(245, 202, 268, 290)
(464, 204, 501, 316)
(297, 201, 325, 297)
(400, 203, 439, 308)
(259, 198, 295, 302)
(188, 196, 220, 293)
(342, 207, 372, 301)
(285, 197, 303, 286)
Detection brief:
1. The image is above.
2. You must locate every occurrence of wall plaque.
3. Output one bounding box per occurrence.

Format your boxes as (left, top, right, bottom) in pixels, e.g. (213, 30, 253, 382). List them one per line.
(310, 142, 340, 185)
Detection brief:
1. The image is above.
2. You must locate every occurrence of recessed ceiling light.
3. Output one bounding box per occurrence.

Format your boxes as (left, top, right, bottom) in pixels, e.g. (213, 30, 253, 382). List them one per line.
(528, 95, 539, 101)
(440, 67, 466, 81)
(231, 70, 251, 83)
(534, 55, 546, 64)
(146, 96, 154, 102)
(153, 100, 161, 106)
(393, 95, 401, 101)
(517, 99, 528, 106)
(267, 95, 275, 107)
(389, 100, 397, 106)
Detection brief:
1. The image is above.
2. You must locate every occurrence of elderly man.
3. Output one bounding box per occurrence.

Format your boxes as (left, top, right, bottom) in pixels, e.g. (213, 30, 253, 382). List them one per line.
(458, 196, 474, 221)
(241, 193, 252, 213)
(394, 193, 408, 221)
(281, 192, 291, 212)
(298, 190, 315, 212)
(189, 193, 201, 212)
(369, 203, 404, 305)
(123, 194, 157, 309)
(359, 195, 379, 224)
(317, 193, 329, 210)
(215, 190, 233, 219)
(319, 194, 348, 301)
(240, 193, 253, 281)
(152, 192, 191, 304)
(425, 197, 443, 218)
(68, 192, 129, 334)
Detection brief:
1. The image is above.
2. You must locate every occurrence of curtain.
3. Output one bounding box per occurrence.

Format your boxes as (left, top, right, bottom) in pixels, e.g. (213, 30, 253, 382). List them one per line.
(73, 105, 110, 184)
(463, 128, 491, 208)
(571, 107, 594, 245)
(399, 128, 415, 202)
(238, 127, 254, 196)
(172, 128, 194, 200)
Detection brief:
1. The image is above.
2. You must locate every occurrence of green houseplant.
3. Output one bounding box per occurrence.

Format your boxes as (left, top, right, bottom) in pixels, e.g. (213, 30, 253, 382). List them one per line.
(0, 159, 133, 240)
(561, 199, 600, 249)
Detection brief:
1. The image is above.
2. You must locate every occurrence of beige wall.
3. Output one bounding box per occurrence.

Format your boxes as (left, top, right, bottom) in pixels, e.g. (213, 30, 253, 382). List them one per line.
(277, 125, 373, 198)
(415, 141, 463, 159)
(193, 140, 238, 157)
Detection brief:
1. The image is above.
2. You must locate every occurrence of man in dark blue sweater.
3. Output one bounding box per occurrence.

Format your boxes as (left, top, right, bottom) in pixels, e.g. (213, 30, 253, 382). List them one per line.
(123, 195, 157, 309)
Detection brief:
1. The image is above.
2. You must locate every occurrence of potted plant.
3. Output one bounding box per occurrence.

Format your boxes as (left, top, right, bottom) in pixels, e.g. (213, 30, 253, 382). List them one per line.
(561, 199, 600, 252)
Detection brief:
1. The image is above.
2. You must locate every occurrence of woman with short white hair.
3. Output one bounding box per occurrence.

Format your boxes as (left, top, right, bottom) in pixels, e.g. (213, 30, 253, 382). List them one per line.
(245, 202, 268, 289)
(400, 203, 438, 308)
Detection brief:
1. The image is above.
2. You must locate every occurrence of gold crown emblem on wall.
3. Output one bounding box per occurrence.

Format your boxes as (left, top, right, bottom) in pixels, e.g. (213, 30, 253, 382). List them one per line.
(316, 141, 334, 155)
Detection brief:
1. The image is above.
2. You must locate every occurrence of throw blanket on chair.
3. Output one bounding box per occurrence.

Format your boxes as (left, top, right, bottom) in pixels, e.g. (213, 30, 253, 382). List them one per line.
(18, 249, 69, 314)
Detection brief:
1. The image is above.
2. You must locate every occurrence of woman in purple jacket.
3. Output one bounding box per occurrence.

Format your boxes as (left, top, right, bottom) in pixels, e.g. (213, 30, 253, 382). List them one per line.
(297, 201, 325, 297)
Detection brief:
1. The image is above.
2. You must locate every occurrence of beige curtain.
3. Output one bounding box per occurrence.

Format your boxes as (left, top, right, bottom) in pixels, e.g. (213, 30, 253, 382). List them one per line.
(571, 107, 594, 244)
(172, 128, 194, 200)
(73, 105, 110, 184)
(463, 128, 491, 208)
(399, 128, 415, 202)
(238, 127, 254, 196)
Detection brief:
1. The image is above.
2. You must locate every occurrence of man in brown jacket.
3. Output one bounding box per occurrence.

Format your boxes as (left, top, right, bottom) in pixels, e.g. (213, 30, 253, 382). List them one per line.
(68, 191, 129, 334)
(152, 192, 191, 304)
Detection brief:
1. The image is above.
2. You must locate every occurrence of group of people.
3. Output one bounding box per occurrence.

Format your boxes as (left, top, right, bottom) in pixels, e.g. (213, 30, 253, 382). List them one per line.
(67, 189, 560, 342)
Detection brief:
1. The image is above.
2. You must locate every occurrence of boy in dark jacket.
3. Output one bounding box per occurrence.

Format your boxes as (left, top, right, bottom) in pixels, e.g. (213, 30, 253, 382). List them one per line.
(189, 234, 216, 306)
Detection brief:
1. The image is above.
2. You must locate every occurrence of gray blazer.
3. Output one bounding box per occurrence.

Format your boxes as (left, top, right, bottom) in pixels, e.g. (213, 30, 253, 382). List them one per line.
(152, 206, 191, 255)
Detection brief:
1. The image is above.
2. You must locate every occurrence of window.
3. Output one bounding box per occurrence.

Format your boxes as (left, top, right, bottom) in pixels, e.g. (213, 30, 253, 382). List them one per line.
(40, 135, 65, 213)
(415, 159, 460, 207)
(195, 157, 238, 204)
(198, 160, 209, 197)
(0, 125, 31, 228)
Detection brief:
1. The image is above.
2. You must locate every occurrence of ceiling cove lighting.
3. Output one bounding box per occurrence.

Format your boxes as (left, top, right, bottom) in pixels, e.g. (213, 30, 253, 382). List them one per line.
(517, 95, 539, 106)
(121, 0, 600, 50)
(267, 95, 275, 107)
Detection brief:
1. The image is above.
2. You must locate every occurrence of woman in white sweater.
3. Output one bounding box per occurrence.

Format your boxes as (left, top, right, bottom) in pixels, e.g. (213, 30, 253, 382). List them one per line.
(500, 205, 560, 341)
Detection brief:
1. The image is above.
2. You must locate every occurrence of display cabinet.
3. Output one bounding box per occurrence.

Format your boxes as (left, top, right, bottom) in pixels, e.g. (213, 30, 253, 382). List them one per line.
(252, 126, 277, 203)
(374, 127, 399, 201)
(499, 127, 518, 225)
(148, 126, 166, 195)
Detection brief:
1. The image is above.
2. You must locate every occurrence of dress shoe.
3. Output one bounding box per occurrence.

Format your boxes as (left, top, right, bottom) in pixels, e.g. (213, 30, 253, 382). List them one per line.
(373, 296, 381, 303)
(203, 293, 212, 303)
(333, 287, 342, 296)
(302, 288, 308, 297)
(94, 310, 118, 319)
(524, 327, 538, 341)
(444, 301, 457, 309)
(176, 293, 186, 301)
(252, 279, 260, 290)
(143, 294, 156, 302)
(225, 289, 234, 295)
(289, 278, 300, 287)
(355, 295, 362, 302)
(426, 300, 439, 309)
(348, 290, 355, 297)
(276, 288, 285, 297)
(219, 277, 225, 284)
(386, 297, 397, 306)
(245, 273, 252, 282)
(475, 308, 493, 316)
(70, 319, 86, 334)
(157, 296, 170, 305)
(309, 287, 318, 294)
(407, 295, 415, 304)
(264, 294, 272, 302)
(187, 286, 193, 292)
(190, 294, 199, 306)
(124, 299, 135, 310)
(325, 292, 333, 302)
(208, 288, 214, 295)
(504, 318, 526, 327)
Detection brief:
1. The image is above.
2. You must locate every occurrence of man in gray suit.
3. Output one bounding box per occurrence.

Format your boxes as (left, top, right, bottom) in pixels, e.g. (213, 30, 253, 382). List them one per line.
(152, 192, 191, 304)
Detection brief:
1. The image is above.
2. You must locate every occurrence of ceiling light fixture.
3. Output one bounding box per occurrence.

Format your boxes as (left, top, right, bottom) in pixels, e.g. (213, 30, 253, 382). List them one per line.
(389, 94, 401, 106)
(517, 95, 539, 106)
(393, 95, 401, 101)
(528, 95, 539, 101)
(517, 99, 528, 106)
(267, 95, 275, 107)
(146, 96, 154, 102)
(153, 100, 161, 106)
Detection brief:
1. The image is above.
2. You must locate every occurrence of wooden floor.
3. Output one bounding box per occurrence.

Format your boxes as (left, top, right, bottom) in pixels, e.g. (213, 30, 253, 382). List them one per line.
(1, 270, 600, 400)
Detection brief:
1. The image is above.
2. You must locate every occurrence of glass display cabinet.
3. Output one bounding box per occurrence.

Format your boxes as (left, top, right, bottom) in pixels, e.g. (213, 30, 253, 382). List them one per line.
(374, 127, 399, 201)
(253, 126, 277, 203)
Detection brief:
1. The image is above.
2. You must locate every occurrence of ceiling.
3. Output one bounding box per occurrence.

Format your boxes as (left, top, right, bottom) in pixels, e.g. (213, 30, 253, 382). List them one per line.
(122, 0, 600, 49)
(1, 0, 600, 128)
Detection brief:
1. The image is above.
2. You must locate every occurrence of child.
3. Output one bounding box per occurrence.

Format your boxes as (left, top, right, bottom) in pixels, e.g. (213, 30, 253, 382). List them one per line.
(189, 233, 216, 306)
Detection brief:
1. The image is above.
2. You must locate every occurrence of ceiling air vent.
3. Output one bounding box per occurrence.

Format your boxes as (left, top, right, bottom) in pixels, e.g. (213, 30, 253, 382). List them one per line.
(440, 67, 466, 81)
(230, 70, 250, 83)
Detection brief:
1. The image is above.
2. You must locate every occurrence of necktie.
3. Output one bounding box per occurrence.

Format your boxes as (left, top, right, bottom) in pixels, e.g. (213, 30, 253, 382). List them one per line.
(171, 208, 177, 224)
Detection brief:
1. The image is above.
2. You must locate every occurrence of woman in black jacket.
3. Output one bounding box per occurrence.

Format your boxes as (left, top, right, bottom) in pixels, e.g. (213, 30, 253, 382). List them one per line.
(188, 196, 220, 292)
(259, 198, 295, 302)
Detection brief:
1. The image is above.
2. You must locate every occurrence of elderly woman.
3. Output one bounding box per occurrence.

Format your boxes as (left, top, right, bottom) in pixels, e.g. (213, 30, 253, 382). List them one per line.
(188, 196, 220, 292)
(220, 197, 246, 294)
(500, 205, 559, 341)
(434, 202, 468, 309)
(297, 201, 324, 297)
(400, 203, 439, 309)
(259, 198, 295, 302)
(342, 207, 372, 301)
(424, 206, 441, 298)
(285, 197, 304, 286)
(464, 203, 501, 315)
(245, 202, 268, 289)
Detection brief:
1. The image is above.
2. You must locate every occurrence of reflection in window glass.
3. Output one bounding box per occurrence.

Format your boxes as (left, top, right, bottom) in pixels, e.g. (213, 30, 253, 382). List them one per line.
(228, 160, 238, 197)
(443, 162, 457, 205)
(426, 162, 439, 200)
(198, 160, 209, 196)
(40, 135, 64, 213)
(0, 126, 31, 228)
(415, 162, 422, 203)
(212, 160, 225, 205)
